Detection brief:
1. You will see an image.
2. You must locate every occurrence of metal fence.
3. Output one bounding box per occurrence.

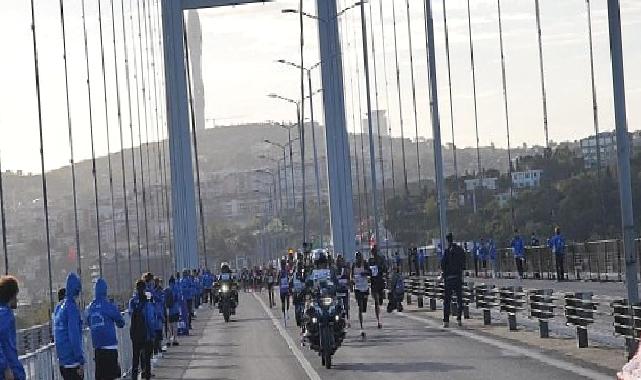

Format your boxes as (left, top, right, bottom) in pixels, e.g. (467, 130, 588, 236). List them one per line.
(19, 314, 132, 380)
(413, 239, 632, 281)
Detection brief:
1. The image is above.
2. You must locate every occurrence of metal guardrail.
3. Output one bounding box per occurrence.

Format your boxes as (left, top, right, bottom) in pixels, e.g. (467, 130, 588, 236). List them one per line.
(19, 314, 132, 380)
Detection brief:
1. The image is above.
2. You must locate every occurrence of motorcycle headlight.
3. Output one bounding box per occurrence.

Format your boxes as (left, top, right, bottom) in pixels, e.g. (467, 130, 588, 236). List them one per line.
(322, 297, 333, 306)
(335, 315, 340, 322)
(312, 317, 318, 324)
(221, 284, 230, 293)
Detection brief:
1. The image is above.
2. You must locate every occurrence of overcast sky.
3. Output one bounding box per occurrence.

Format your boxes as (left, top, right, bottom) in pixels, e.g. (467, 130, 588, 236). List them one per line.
(1, 0, 641, 172)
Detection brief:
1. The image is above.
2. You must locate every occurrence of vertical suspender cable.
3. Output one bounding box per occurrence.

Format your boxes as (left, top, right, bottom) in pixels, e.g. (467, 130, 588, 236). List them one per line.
(340, 4, 363, 240)
(0, 155, 7, 275)
(149, 2, 171, 275)
(497, 0, 515, 229)
(391, 0, 409, 197)
(134, 0, 152, 272)
(29, 0, 55, 312)
(535, 0, 550, 150)
(586, 0, 606, 228)
(122, 0, 144, 276)
(110, 0, 133, 289)
(368, 0, 387, 249)
(183, 20, 209, 270)
(442, 0, 460, 194)
(139, 0, 155, 273)
(378, 0, 396, 198)
(57, 0, 83, 281)
(466, 0, 482, 213)
(154, 0, 174, 273)
(143, 0, 164, 277)
(98, 0, 121, 281)
(81, 0, 104, 277)
(352, 9, 371, 236)
(466, 0, 482, 178)
(404, 0, 422, 190)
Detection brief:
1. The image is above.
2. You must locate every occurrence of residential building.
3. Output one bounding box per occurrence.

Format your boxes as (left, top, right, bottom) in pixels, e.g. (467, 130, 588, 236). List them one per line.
(511, 169, 543, 189)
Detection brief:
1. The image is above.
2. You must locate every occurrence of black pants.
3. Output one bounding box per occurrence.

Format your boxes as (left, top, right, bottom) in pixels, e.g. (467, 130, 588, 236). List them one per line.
(60, 366, 83, 380)
(131, 340, 152, 380)
(443, 277, 463, 323)
(203, 288, 213, 304)
(280, 293, 290, 314)
(186, 299, 194, 328)
(474, 258, 479, 277)
(515, 257, 525, 278)
(267, 285, 274, 307)
(153, 330, 163, 354)
(555, 255, 565, 281)
(94, 348, 120, 380)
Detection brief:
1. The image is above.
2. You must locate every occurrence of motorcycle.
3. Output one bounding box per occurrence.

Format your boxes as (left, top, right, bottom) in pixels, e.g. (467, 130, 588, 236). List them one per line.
(217, 280, 237, 323)
(304, 283, 346, 369)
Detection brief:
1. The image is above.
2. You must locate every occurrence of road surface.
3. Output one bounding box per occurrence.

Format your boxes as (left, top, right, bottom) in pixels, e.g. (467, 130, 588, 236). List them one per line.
(153, 291, 614, 380)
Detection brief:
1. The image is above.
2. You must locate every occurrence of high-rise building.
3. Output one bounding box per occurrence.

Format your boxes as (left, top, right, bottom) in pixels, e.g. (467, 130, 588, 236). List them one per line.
(187, 10, 206, 131)
(361, 110, 389, 137)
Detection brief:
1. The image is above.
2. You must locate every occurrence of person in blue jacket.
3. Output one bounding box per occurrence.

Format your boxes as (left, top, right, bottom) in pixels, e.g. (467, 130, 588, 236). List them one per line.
(86, 278, 125, 380)
(53, 272, 84, 380)
(180, 270, 195, 329)
(0, 275, 26, 380)
(549, 227, 566, 282)
(152, 278, 165, 355)
(202, 270, 214, 307)
(193, 270, 203, 310)
(511, 230, 526, 280)
(489, 239, 499, 278)
(129, 279, 156, 380)
(164, 277, 181, 346)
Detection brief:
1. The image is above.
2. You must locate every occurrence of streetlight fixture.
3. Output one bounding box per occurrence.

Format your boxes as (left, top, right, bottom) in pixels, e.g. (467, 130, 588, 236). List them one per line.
(281, 1, 364, 22)
(276, 58, 325, 248)
(268, 93, 308, 248)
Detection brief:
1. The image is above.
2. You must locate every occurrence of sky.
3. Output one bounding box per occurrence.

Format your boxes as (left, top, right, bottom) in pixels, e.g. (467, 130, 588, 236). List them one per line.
(1, 0, 641, 172)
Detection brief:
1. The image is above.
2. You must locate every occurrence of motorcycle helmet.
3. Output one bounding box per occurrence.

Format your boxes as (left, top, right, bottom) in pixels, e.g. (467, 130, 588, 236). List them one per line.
(313, 249, 328, 266)
(220, 262, 230, 272)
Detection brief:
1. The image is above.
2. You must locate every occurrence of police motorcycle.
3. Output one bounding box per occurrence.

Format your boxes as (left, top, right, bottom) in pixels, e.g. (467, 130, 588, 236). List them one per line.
(303, 251, 346, 369)
(216, 262, 238, 322)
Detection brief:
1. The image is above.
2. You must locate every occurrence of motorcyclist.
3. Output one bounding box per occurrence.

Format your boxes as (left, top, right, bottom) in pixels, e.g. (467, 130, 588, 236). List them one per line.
(368, 245, 387, 329)
(291, 261, 307, 328)
(278, 259, 291, 324)
(217, 262, 238, 311)
(351, 251, 370, 339)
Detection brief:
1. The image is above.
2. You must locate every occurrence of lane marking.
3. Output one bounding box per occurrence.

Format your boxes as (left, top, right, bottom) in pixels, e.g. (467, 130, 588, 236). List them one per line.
(399, 312, 611, 380)
(253, 293, 321, 380)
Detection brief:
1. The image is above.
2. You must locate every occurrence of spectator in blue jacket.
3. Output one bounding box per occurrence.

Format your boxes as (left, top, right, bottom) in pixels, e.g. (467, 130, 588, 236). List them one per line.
(549, 227, 566, 282)
(193, 270, 203, 310)
(511, 230, 526, 280)
(0, 276, 25, 380)
(164, 277, 181, 346)
(202, 270, 214, 307)
(53, 272, 84, 380)
(180, 270, 195, 329)
(152, 278, 165, 355)
(86, 278, 125, 380)
(129, 280, 156, 380)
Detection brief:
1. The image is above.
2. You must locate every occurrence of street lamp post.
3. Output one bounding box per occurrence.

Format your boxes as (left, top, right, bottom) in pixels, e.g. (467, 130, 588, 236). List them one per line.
(268, 94, 307, 248)
(258, 155, 285, 214)
(276, 59, 325, 248)
(264, 139, 291, 209)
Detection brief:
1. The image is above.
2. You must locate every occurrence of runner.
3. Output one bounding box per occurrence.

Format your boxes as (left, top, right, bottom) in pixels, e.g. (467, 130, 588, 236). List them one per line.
(351, 251, 370, 339)
(277, 259, 291, 325)
(368, 245, 387, 329)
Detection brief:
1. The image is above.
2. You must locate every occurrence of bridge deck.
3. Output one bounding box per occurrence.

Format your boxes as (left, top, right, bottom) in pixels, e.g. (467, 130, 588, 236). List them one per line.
(153, 291, 614, 380)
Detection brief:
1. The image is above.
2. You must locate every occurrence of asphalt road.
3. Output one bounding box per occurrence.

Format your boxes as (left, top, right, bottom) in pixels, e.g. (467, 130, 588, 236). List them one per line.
(154, 291, 615, 380)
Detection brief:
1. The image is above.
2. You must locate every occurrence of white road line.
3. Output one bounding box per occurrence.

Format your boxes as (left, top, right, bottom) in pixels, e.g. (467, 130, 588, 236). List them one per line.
(399, 312, 612, 380)
(253, 293, 322, 380)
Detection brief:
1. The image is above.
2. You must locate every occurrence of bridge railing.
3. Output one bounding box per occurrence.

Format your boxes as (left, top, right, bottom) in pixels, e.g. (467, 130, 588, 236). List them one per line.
(19, 313, 132, 380)
(415, 238, 633, 281)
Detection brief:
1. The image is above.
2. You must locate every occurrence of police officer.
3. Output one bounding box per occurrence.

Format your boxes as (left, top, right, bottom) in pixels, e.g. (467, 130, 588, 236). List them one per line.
(441, 233, 465, 328)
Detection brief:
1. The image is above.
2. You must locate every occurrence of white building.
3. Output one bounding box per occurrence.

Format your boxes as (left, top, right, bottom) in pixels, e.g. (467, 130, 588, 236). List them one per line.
(579, 131, 618, 169)
(511, 169, 543, 189)
(464, 177, 498, 192)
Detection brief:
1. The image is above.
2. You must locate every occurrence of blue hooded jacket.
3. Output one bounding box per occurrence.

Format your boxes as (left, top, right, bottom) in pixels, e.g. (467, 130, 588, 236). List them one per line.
(152, 286, 165, 331)
(128, 293, 156, 343)
(549, 234, 566, 256)
(202, 271, 214, 289)
(0, 304, 26, 380)
(164, 282, 181, 317)
(86, 279, 125, 349)
(53, 273, 84, 367)
(180, 276, 194, 300)
(511, 236, 525, 258)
